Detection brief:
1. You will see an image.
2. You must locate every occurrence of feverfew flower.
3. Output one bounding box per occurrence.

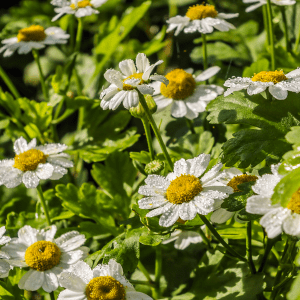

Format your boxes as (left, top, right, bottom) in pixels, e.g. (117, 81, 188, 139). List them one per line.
(224, 69, 300, 100)
(0, 25, 69, 57)
(211, 168, 258, 224)
(57, 260, 153, 300)
(100, 53, 168, 111)
(243, 0, 296, 13)
(152, 67, 223, 119)
(2, 225, 88, 292)
(0, 227, 11, 278)
(162, 226, 205, 250)
(0, 137, 73, 189)
(167, 3, 238, 36)
(51, 0, 107, 21)
(138, 154, 232, 227)
(246, 164, 300, 238)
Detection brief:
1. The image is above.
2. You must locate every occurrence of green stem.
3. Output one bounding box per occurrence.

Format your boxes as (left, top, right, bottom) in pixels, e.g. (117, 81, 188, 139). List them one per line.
(294, 21, 300, 53)
(36, 185, 51, 226)
(130, 280, 154, 287)
(69, 16, 75, 52)
(32, 49, 49, 101)
(266, 0, 275, 70)
(198, 226, 211, 249)
(199, 215, 247, 262)
(50, 292, 55, 300)
(185, 118, 196, 134)
(74, 18, 83, 52)
(138, 261, 153, 283)
(137, 90, 173, 171)
(262, 5, 270, 46)
(246, 221, 256, 274)
(280, 7, 290, 52)
(153, 245, 162, 299)
(142, 117, 155, 161)
(0, 65, 21, 98)
(258, 237, 276, 273)
(266, 90, 273, 101)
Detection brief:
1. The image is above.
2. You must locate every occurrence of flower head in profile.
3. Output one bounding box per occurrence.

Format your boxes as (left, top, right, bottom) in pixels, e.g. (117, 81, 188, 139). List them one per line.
(138, 154, 232, 227)
(0, 137, 73, 189)
(100, 53, 168, 111)
(166, 3, 238, 36)
(57, 259, 153, 300)
(224, 69, 300, 100)
(0, 25, 69, 57)
(243, 0, 295, 13)
(2, 225, 88, 292)
(51, 0, 108, 21)
(246, 164, 300, 238)
(0, 227, 11, 278)
(211, 168, 258, 224)
(152, 67, 223, 119)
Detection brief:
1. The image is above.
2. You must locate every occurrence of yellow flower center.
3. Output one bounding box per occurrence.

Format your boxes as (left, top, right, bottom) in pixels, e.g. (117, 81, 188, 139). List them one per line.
(227, 174, 258, 193)
(13, 149, 48, 172)
(251, 70, 288, 84)
(287, 189, 300, 214)
(160, 69, 196, 100)
(186, 4, 218, 20)
(17, 25, 46, 42)
(85, 276, 126, 300)
(70, 0, 92, 9)
(25, 241, 61, 271)
(122, 73, 144, 91)
(166, 174, 202, 204)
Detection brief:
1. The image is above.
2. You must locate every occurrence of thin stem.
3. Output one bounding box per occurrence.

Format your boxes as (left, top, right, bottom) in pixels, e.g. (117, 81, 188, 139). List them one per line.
(130, 280, 154, 287)
(258, 237, 276, 273)
(246, 221, 256, 274)
(202, 33, 208, 71)
(137, 90, 173, 171)
(294, 21, 300, 53)
(75, 18, 83, 52)
(262, 5, 270, 46)
(0, 65, 21, 98)
(50, 292, 55, 300)
(153, 245, 162, 299)
(32, 49, 49, 101)
(280, 7, 290, 52)
(185, 118, 196, 134)
(36, 185, 51, 226)
(142, 117, 155, 161)
(199, 215, 247, 262)
(138, 261, 153, 283)
(198, 226, 211, 249)
(266, 0, 275, 70)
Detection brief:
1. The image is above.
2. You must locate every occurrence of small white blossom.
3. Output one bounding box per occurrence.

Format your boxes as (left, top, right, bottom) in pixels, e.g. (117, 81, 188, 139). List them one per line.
(243, 0, 296, 13)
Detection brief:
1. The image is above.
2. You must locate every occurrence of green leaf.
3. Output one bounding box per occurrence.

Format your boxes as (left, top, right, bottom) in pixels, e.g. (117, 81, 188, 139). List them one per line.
(242, 59, 270, 77)
(207, 92, 300, 167)
(271, 167, 300, 206)
(130, 151, 151, 164)
(0, 269, 26, 300)
(217, 227, 247, 239)
(139, 231, 169, 246)
(55, 183, 118, 235)
(287, 272, 300, 300)
(237, 209, 261, 222)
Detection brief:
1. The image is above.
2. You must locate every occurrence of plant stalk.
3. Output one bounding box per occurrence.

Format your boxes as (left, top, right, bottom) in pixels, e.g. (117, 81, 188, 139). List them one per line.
(185, 118, 196, 134)
(36, 185, 51, 226)
(280, 7, 290, 52)
(246, 221, 256, 274)
(266, 0, 275, 70)
(0, 65, 21, 98)
(142, 117, 155, 161)
(152, 245, 162, 299)
(75, 18, 83, 52)
(262, 5, 270, 46)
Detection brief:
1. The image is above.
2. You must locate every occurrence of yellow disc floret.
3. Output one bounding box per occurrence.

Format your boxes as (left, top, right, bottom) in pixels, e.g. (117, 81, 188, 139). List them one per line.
(85, 276, 126, 300)
(186, 4, 218, 20)
(122, 73, 144, 91)
(166, 174, 202, 204)
(25, 241, 61, 271)
(251, 70, 288, 84)
(13, 149, 48, 172)
(227, 174, 258, 193)
(160, 69, 196, 100)
(17, 25, 46, 42)
(70, 0, 92, 9)
(287, 188, 300, 214)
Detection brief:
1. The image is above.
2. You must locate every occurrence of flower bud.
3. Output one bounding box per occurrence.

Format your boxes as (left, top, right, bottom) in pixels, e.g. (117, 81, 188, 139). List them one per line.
(129, 95, 157, 119)
(145, 160, 164, 175)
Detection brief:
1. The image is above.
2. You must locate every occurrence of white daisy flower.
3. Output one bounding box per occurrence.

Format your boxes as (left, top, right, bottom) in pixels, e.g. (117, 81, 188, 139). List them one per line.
(162, 226, 205, 250)
(211, 168, 258, 224)
(138, 154, 233, 227)
(100, 53, 168, 111)
(246, 164, 300, 239)
(0, 25, 70, 57)
(224, 69, 300, 100)
(57, 259, 153, 300)
(243, 0, 296, 13)
(2, 225, 89, 292)
(51, 0, 107, 21)
(0, 136, 73, 189)
(0, 226, 12, 278)
(166, 4, 238, 36)
(152, 67, 224, 119)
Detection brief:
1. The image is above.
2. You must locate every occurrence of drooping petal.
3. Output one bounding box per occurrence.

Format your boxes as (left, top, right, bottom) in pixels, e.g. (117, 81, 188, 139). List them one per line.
(18, 269, 44, 291)
(170, 101, 187, 118)
(269, 85, 288, 100)
(22, 171, 40, 188)
(195, 66, 221, 82)
(58, 271, 87, 292)
(57, 289, 86, 300)
(35, 163, 54, 180)
(42, 271, 59, 292)
(210, 208, 235, 224)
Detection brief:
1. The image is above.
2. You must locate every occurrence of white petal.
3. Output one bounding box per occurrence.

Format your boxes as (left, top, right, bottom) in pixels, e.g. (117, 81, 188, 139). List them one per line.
(136, 53, 150, 73)
(211, 208, 235, 224)
(19, 269, 44, 291)
(57, 289, 86, 300)
(174, 231, 202, 250)
(119, 59, 136, 76)
(69, 261, 93, 284)
(282, 214, 300, 237)
(171, 101, 187, 118)
(185, 105, 199, 120)
(252, 174, 282, 197)
(142, 60, 163, 81)
(178, 202, 198, 220)
(246, 195, 275, 215)
(173, 158, 188, 176)
(138, 196, 168, 209)
(43, 271, 59, 292)
(27, 138, 37, 149)
(0, 260, 11, 278)
(155, 97, 173, 112)
(126, 291, 153, 300)
(36, 143, 68, 155)
(50, 165, 68, 180)
(138, 185, 166, 197)
(195, 66, 221, 82)
(269, 85, 288, 100)
(247, 83, 268, 95)
(22, 171, 40, 188)
(159, 205, 180, 227)
(286, 68, 300, 78)
(55, 232, 86, 252)
(217, 13, 239, 19)
(150, 75, 169, 86)
(58, 271, 87, 292)
(18, 225, 38, 246)
(35, 163, 54, 180)
(109, 91, 127, 110)
(137, 85, 154, 95)
(187, 154, 211, 178)
(14, 137, 28, 154)
(60, 249, 85, 264)
(146, 202, 173, 217)
(2, 169, 23, 188)
(201, 163, 223, 185)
